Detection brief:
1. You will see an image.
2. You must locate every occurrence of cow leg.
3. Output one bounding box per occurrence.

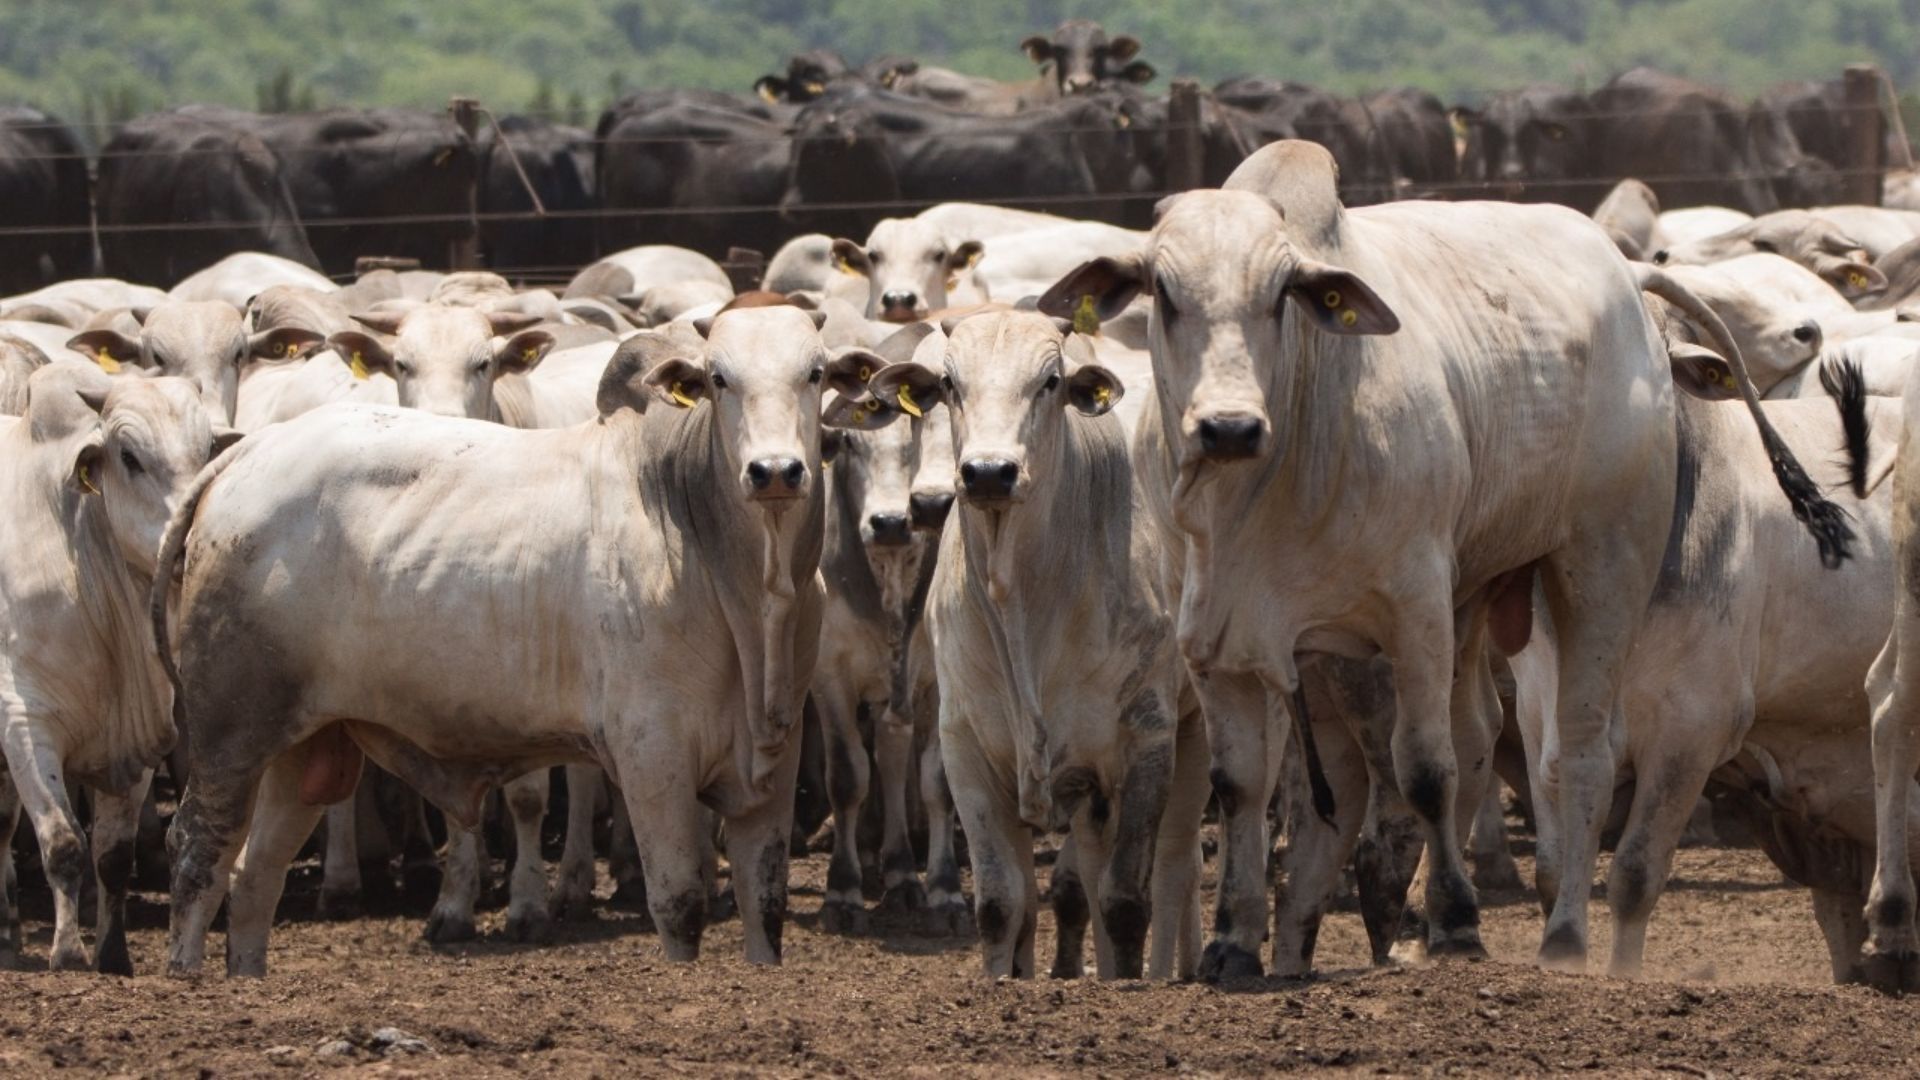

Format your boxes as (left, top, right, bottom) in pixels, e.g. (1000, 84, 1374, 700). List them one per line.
(317, 797, 363, 920)
(426, 824, 485, 943)
(608, 790, 646, 912)
(1468, 781, 1521, 892)
(1, 724, 90, 970)
(1196, 671, 1281, 980)
(612, 741, 708, 962)
(874, 711, 924, 912)
(0, 766, 18, 967)
(816, 683, 870, 933)
(502, 769, 552, 943)
(1050, 831, 1089, 978)
(1397, 638, 1503, 954)
(226, 747, 329, 977)
(553, 764, 602, 920)
(89, 771, 152, 977)
(1150, 708, 1209, 980)
(1811, 887, 1870, 985)
(1098, 725, 1176, 980)
(1864, 633, 1920, 992)
(792, 698, 830, 854)
(724, 729, 802, 966)
(1506, 624, 1562, 917)
(1606, 746, 1717, 977)
(1272, 692, 1369, 979)
(945, 723, 1037, 978)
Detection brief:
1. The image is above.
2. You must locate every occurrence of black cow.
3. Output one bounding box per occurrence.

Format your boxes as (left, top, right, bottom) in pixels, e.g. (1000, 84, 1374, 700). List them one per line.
(1360, 89, 1456, 198)
(476, 115, 598, 277)
(1453, 84, 1595, 206)
(755, 50, 857, 105)
(96, 106, 318, 288)
(0, 108, 91, 292)
(1587, 68, 1816, 214)
(1020, 20, 1155, 97)
(1211, 78, 1393, 205)
(250, 108, 480, 274)
(594, 93, 792, 258)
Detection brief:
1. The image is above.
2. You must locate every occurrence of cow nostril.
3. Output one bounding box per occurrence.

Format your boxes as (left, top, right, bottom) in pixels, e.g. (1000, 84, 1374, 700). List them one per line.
(910, 491, 955, 530)
(1197, 416, 1263, 461)
(960, 457, 1018, 499)
(996, 462, 1018, 486)
(781, 460, 808, 489)
(746, 461, 772, 490)
(1651, 250, 1670, 265)
(868, 512, 912, 545)
(958, 462, 977, 486)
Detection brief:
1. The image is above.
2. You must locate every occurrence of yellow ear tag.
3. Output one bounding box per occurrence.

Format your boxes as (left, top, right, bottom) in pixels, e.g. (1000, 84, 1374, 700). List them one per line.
(835, 256, 860, 277)
(1850, 271, 1868, 288)
(95, 349, 121, 375)
(1093, 384, 1111, 409)
(670, 381, 696, 408)
(946, 274, 961, 291)
(1323, 290, 1342, 309)
(1340, 309, 1359, 327)
(896, 384, 923, 418)
(1073, 294, 1101, 336)
(349, 352, 370, 381)
(281, 340, 298, 357)
(858, 365, 872, 382)
(79, 463, 98, 495)
(851, 403, 871, 424)
(522, 347, 538, 363)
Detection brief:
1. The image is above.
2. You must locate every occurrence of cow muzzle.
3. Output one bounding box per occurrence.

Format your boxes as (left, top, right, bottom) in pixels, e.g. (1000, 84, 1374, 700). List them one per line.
(866, 511, 913, 547)
(1195, 412, 1267, 462)
(878, 291, 922, 323)
(744, 456, 809, 500)
(910, 490, 955, 531)
(958, 456, 1021, 504)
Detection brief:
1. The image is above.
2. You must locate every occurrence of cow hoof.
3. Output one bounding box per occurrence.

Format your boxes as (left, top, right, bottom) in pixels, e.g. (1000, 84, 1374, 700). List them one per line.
(550, 888, 595, 923)
(1535, 925, 1585, 971)
(1861, 949, 1920, 995)
(1049, 953, 1084, 980)
(819, 900, 869, 935)
(95, 939, 133, 978)
(506, 907, 554, 944)
(49, 946, 90, 973)
(316, 888, 363, 922)
(880, 880, 927, 913)
(1197, 941, 1264, 982)
(708, 887, 737, 923)
(1429, 932, 1489, 962)
(422, 912, 477, 944)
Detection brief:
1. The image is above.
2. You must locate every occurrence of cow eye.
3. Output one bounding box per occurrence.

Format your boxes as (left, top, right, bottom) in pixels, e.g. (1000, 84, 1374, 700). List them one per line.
(395, 360, 414, 376)
(1043, 373, 1060, 393)
(808, 366, 823, 385)
(939, 374, 955, 396)
(119, 449, 142, 475)
(932, 250, 947, 263)
(472, 357, 490, 373)
(1154, 276, 1177, 321)
(711, 371, 728, 390)
(869, 252, 884, 266)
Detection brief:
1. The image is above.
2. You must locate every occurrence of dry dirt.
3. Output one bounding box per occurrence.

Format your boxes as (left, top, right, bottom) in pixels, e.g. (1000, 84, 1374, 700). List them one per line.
(2, 833, 1916, 1077)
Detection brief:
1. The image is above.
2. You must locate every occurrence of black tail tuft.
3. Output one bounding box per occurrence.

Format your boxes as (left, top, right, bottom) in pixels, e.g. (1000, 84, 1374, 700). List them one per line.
(1819, 355, 1872, 499)
(1760, 424, 1855, 568)
(1290, 686, 1337, 827)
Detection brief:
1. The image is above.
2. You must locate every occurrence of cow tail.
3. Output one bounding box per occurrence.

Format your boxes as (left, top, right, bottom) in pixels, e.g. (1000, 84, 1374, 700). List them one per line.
(151, 438, 249, 728)
(1290, 686, 1337, 827)
(1819, 355, 1871, 499)
(1634, 263, 1855, 568)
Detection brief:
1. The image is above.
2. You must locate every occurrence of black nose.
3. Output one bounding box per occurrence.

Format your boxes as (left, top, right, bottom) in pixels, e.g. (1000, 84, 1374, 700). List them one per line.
(880, 290, 918, 311)
(958, 457, 1019, 500)
(867, 512, 912, 546)
(909, 491, 955, 530)
(1791, 322, 1819, 345)
(1651, 249, 1670, 265)
(747, 456, 808, 496)
(1197, 415, 1264, 461)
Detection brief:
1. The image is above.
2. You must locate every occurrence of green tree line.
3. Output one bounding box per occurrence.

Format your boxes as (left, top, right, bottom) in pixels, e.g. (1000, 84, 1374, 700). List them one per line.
(4, 0, 1917, 140)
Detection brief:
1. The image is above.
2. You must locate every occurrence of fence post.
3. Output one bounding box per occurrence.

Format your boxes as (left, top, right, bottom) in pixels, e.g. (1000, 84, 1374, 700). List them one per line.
(1168, 78, 1204, 193)
(1843, 65, 1886, 206)
(448, 96, 485, 270)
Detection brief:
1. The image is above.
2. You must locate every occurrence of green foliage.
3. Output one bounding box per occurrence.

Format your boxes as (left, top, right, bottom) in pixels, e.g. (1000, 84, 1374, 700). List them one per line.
(0, 0, 1912, 137)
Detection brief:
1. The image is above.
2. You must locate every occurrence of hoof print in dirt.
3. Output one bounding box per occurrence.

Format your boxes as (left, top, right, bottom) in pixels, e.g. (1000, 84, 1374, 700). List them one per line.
(1198, 942, 1264, 982)
(819, 900, 869, 935)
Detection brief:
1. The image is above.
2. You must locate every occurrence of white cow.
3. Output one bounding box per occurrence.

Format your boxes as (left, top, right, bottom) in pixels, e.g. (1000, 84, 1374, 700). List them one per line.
(0, 365, 239, 973)
(831, 218, 986, 323)
(1040, 140, 1850, 976)
(169, 252, 338, 309)
(67, 301, 326, 426)
(1655, 209, 1891, 300)
(869, 310, 1207, 979)
(159, 306, 880, 975)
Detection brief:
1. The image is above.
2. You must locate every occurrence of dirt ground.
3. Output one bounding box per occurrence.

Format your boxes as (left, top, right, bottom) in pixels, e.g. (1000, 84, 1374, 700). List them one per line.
(2, 830, 1916, 1078)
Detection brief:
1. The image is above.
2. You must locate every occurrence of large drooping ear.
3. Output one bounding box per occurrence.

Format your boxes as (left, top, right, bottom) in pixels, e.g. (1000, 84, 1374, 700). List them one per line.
(1021, 35, 1053, 65)
(248, 326, 325, 362)
(866, 361, 945, 419)
(1117, 59, 1156, 84)
(71, 433, 105, 496)
(210, 426, 246, 457)
(1810, 253, 1887, 298)
(325, 331, 395, 380)
(820, 391, 903, 431)
(830, 238, 873, 278)
(1065, 364, 1123, 416)
(1036, 254, 1148, 325)
(641, 358, 710, 410)
(350, 310, 407, 336)
(1107, 34, 1143, 61)
(1285, 258, 1400, 335)
(66, 330, 143, 373)
(1668, 342, 1740, 401)
(754, 75, 788, 104)
(493, 329, 555, 375)
(826, 347, 887, 396)
(944, 240, 985, 278)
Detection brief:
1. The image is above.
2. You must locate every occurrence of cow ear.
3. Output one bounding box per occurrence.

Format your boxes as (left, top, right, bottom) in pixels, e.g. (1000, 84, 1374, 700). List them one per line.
(641, 358, 709, 409)
(821, 392, 902, 431)
(1107, 35, 1143, 62)
(351, 311, 406, 336)
(1117, 59, 1156, 84)
(1037, 254, 1147, 325)
(1669, 342, 1741, 401)
(945, 240, 985, 275)
(210, 426, 246, 457)
(326, 331, 394, 380)
(1021, 35, 1053, 64)
(129, 306, 153, 327)
(1814, 257, 1887, 298)
(831, 238, 873, 278)
(826, 347, 886, 396)
(1065, 364, 1123, 416)
(1286, 259, 1400, 336)
(1448, 106, 1477, 138)
(71, 437, 104, 496)
(493, 330, 554, 375)
(867, 361, 944, 419)
(754, 76, 786, 104)
(66, 330, 143, 373)
(248, 326, 325, 362)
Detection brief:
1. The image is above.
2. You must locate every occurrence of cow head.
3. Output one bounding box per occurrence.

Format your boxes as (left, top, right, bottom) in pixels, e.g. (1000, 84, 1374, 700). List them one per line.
(1038, 189, 1397, 470)
(1453, 87, 1588, 200)
(831, 218, 984, 323)
(1022, 20, 1154, 95)
(326, 306, 552, 420)
(68, 373, 243, 580)
(864, 311, 1120, 510)
(756, 50, 852, 104)
(66, 301, 324, 427)
(1653, 210, 1886, 299)
(1657, 256, 1832, 393)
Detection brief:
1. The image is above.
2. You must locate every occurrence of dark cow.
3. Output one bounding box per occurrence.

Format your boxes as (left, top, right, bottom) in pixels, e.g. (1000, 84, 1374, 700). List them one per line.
(1361, 89, 1456, 199)
(1453, 85, 1596, 207)
(96, 107, 319, 288)
(476, 115, 598, 277)
(251, 108, 481, 274)
(1211, 79, 1392, 205)
(0, 108, 91, 292)
(1760, 77, 1906, 186)
(755, 50, 857, 105)
(595, 93, 792, 259)
(1020, 20, 1155, 97)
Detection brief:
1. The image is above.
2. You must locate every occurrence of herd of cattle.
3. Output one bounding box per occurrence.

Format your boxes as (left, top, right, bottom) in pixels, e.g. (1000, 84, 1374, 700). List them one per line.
(9, 22, 1920, 1005)
(0, 20, 1910, 301)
